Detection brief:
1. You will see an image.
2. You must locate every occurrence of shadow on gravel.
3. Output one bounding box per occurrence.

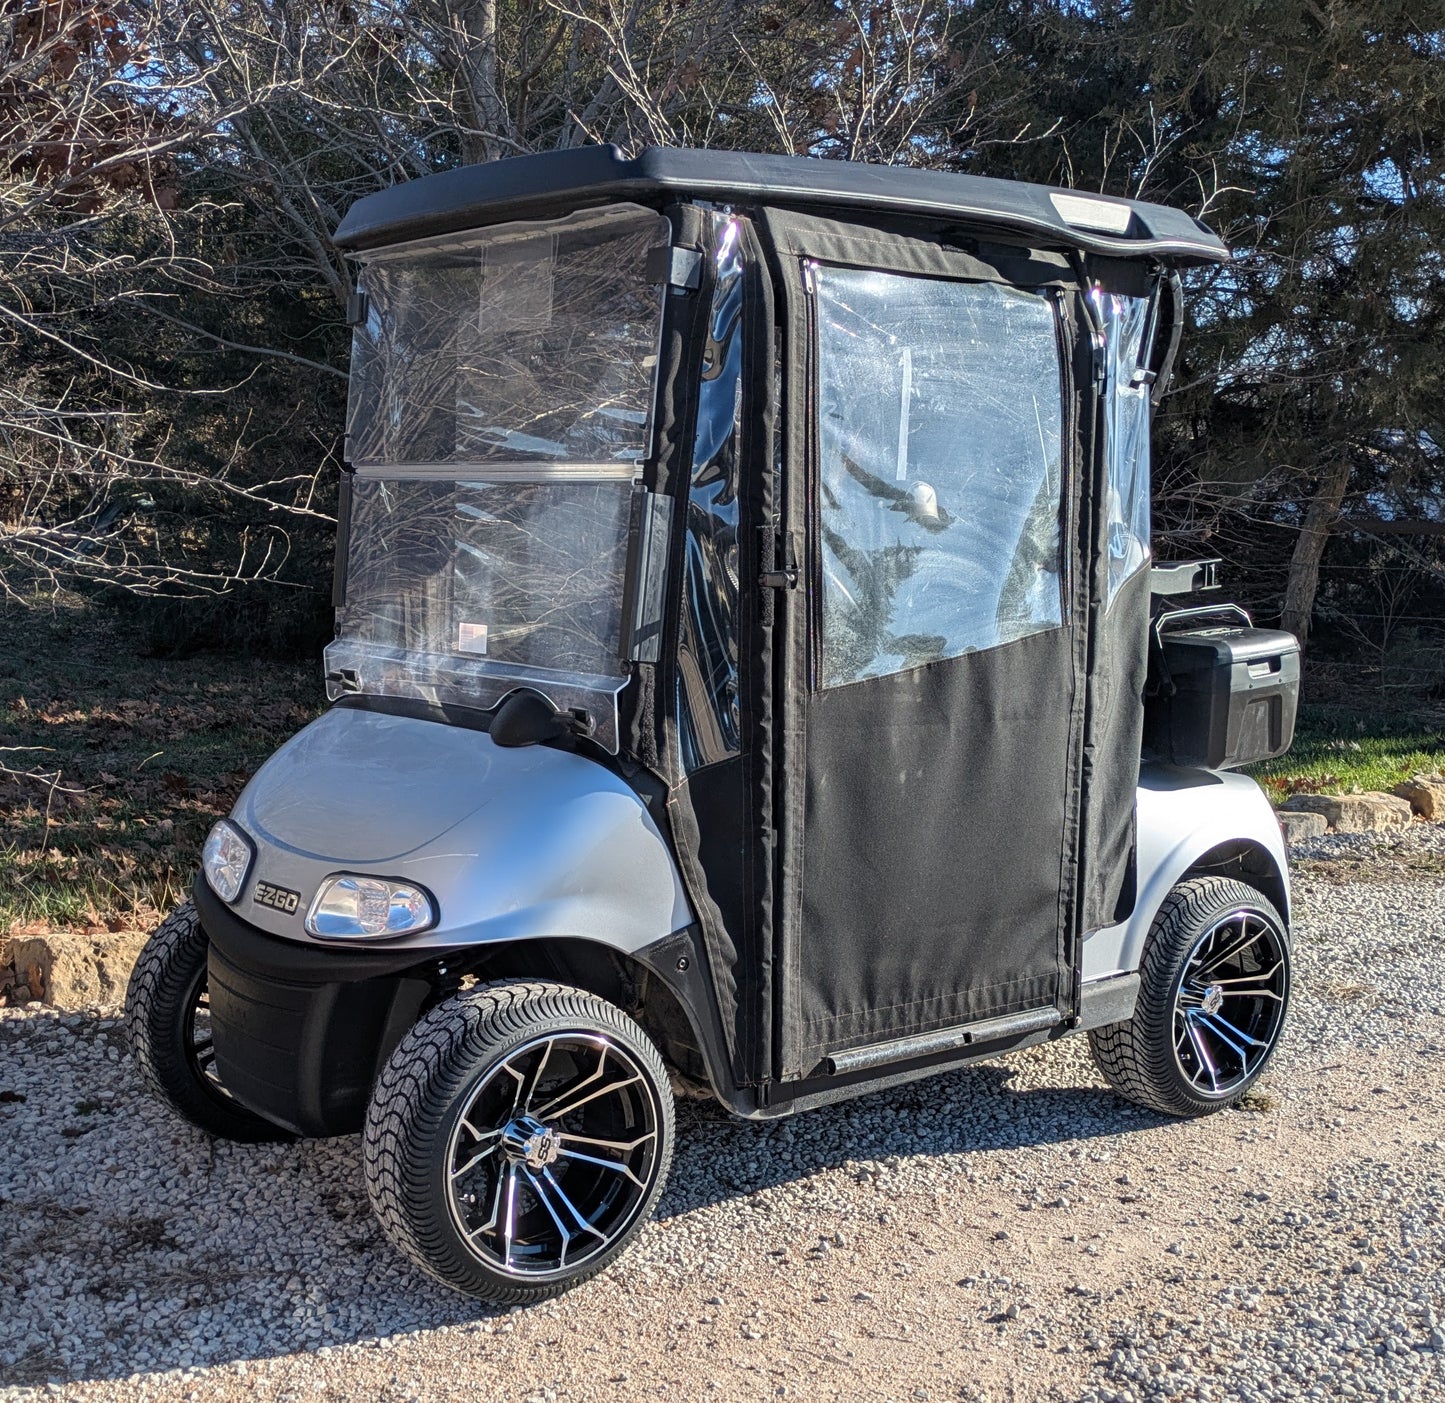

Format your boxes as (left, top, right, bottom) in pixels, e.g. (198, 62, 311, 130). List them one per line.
(0, 1010, 1164, 1388)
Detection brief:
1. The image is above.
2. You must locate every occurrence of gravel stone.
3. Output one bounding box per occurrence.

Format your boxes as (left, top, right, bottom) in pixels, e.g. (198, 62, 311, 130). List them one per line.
(1, 868, 1443, 1401)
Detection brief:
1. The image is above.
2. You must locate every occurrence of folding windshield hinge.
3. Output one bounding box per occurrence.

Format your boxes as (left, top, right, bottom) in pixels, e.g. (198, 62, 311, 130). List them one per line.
(646, 244, 702, 293)
(760, 529, 799, 590)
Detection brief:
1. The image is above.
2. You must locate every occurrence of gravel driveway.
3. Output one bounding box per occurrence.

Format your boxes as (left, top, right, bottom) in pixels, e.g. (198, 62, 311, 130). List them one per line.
(2, 852, 1443, 1403)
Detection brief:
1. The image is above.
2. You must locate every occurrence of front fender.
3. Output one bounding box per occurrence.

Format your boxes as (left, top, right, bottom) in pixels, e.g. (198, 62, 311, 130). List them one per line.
(1082, 765, 1289, 981)
(226, 705, 694, 954)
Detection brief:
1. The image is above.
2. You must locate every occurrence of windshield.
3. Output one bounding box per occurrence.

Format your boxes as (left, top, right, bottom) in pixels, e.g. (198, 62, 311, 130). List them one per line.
(331, 205, 670, 738)
(346, 203, 670, 470)
(339, 475, 632, 677)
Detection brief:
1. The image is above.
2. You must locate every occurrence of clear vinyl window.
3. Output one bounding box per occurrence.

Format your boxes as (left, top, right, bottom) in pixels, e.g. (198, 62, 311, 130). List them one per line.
(346, 205, 670, 471)
(679, 216, 747, 772)
(340, 477, 631, 678)
(335, 204, 674, 698)
(812, 265, 1066, 689)
(1092, 288, 1153, 606)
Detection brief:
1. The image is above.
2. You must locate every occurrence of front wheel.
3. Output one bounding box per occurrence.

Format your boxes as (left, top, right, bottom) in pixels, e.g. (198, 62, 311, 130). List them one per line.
(124, 902, 292, 1142)
(363, 981, 675, 1303)
(1089, 876, 1291, 1117)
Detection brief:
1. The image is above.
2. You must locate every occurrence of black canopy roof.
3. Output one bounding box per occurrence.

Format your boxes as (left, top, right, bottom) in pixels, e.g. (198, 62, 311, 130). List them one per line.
(333, 146, 1227, 264)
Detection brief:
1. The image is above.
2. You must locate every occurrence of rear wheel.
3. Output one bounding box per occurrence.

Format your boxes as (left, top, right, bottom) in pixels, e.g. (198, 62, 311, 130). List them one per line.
(1089, 877, 1291, 1117)
(124, 901, 292, 1142)
(363, 981, 675, 1303)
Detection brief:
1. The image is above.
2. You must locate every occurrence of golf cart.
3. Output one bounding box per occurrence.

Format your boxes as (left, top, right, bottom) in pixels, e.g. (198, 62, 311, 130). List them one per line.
(126, 147, 1300, 1303)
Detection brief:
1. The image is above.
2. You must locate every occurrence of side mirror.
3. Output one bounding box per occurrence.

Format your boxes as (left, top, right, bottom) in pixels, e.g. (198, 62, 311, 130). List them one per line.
(1141, 270, 1184, 406)
(489, 689, 571, 748)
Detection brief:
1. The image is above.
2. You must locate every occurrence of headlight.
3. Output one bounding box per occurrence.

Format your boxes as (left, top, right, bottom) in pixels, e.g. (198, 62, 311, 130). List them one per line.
(202, 820, 254, 904)
(306, 875, 436, 939)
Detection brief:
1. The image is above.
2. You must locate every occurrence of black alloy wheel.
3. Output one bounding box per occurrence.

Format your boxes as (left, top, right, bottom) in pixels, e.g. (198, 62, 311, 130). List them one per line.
(1089, 876, 1291, 1117)
(363, 981, 674, 1303)
(124, 901, 293, 1142)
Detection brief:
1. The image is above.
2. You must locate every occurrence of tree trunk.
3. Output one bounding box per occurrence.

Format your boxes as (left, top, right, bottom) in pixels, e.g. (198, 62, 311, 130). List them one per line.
(1280, 455, 1352, 646)
(458, 0, 509, 164)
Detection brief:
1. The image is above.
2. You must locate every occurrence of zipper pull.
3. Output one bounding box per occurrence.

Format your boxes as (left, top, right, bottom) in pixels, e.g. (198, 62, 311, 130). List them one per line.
(760, 529, 799, 590)
(1091, 329, 1108, 389)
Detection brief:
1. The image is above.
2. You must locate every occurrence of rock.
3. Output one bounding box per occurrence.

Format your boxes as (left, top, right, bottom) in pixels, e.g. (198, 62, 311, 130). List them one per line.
(9, 930, 148, 1008)
(1278, 810, 1328, 845)
(1281, 792, 1413, 833)
(1393, 775, 1445, 821)
(0, 934, 15, 1000)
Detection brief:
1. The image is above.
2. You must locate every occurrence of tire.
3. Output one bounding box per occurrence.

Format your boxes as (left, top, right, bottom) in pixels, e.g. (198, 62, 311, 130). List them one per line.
(364, 981, 675, 1303)
(124, 901, 292, 1143)
(1089, 876, 1291, 1117)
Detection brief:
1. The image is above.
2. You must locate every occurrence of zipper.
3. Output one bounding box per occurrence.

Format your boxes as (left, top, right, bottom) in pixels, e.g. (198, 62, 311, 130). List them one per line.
(800, 259, 821, 690)
(1052, 290, 1077, 627)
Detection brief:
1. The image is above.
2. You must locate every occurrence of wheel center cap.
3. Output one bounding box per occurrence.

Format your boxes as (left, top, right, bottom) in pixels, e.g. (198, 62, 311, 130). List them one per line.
(1200, 984, 1225, 1016)
(501, 1114, 559, 1171)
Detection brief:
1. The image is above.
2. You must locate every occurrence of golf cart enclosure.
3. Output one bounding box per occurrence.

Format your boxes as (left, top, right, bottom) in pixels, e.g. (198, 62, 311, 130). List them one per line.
(125, 148, 1306, 1303)
(322, 146, 1254, 1100)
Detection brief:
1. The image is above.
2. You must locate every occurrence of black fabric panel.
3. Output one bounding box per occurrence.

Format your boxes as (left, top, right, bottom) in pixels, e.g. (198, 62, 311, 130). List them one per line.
(733, 218, 778, 1083)
(1078, 560, 1149, 931)
(669, 758, 746, 993)
(652, 212, 777, 1086)
(794, 628, 1073, 1063)
(762, 207, 1075, 289)
(1043, 290, 1093, 1022)
(759, 211, 814, 1079)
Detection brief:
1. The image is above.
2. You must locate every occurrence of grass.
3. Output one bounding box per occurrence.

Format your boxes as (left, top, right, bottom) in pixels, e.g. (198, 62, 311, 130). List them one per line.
(1, 598, 320, 938)
(1247, 703, 1445, 805)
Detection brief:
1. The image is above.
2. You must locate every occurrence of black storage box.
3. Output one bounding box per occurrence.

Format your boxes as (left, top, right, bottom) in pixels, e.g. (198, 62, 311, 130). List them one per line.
(1143, 619, 1300, 771)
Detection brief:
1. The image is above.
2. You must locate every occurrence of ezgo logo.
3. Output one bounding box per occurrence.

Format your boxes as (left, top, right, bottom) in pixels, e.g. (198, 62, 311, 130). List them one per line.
(252, 881, 301, 915)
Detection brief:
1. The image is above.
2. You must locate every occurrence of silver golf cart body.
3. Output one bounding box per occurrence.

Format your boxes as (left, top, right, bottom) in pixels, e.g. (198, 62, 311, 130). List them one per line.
(194, 147, 1294, 1134)
(233, 708, 1290, 975)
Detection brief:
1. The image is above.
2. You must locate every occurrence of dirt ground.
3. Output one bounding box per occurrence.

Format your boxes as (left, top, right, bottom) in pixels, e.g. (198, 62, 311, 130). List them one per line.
(3, 870, 1443, 1403)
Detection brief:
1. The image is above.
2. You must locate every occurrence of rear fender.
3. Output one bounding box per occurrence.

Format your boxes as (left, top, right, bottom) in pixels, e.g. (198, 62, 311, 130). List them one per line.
(1082, 766, 1289, 982)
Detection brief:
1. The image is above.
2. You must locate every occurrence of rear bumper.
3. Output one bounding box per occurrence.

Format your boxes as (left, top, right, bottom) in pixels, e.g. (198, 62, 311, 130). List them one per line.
(194, 878, 436, 1137)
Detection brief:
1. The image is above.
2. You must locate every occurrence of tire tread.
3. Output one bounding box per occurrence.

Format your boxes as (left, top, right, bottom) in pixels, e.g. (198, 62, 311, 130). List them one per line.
(124, 901, 290, 1142)
(1088, 877, 1288, 1118)
(363, 981, 674, 1304)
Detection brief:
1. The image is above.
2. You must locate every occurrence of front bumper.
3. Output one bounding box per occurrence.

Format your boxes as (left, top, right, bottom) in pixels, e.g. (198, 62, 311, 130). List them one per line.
(195, 879, 437, 1137)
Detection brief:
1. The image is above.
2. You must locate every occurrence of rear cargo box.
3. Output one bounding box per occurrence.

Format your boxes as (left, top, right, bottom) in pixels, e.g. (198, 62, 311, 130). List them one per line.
(1143, 620, 1300, 771)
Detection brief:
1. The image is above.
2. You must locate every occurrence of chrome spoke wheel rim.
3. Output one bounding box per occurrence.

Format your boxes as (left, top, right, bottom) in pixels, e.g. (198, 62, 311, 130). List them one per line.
(445, 1033, 662, 1279)
(1172, 908, 1289, 1098)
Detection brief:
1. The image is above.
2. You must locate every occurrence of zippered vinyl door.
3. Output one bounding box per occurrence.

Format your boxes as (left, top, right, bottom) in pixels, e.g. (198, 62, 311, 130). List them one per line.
(770, 235, 1089, 1079)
